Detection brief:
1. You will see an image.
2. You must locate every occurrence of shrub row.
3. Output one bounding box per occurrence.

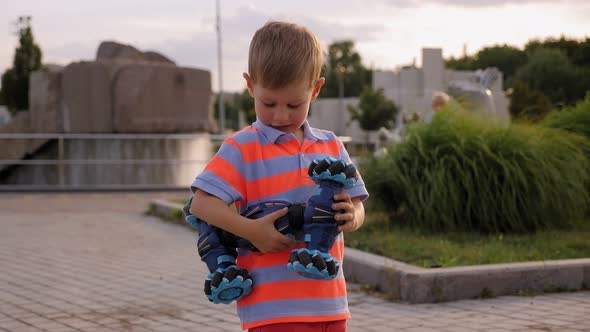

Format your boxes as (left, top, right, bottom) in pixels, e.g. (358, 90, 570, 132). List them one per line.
(364, 107, 590, 234)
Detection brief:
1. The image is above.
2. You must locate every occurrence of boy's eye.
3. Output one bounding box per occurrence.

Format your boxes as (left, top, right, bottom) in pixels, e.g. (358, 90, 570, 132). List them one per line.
(287, 104, 301, 109)
(263, 102, 275, 107)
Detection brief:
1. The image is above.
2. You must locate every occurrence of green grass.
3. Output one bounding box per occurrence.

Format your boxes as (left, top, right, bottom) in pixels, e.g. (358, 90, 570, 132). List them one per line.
(345, 213, 590, 268)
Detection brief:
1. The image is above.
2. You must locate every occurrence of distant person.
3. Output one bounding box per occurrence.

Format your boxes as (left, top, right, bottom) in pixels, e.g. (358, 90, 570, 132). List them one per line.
(187, 21, 368, 332)
(424, 91, 450, 123)
(432, 91, 450, 111)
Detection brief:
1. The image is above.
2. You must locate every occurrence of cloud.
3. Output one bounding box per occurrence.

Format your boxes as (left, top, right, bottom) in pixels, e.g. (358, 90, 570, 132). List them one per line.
(380, 0, 565, 8)
(144, 5, 386, 91)
(2, 0, 586, 92)
(43, 42, 96, 65)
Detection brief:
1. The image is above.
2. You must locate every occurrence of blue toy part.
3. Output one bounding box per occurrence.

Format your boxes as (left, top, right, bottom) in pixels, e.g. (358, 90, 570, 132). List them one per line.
(184, 214, 199, 229)
(205, 264, 253, 304)
(185, 198, 255, 304)
(196, 222, 239, 272)
(305, 173, 348, 254)
(287, 248, 340, 280)
(309, 157, 358, 189)
(183, 197, 200, 229)
(289, 157, 358, 280)
(182, 195, 307, 303)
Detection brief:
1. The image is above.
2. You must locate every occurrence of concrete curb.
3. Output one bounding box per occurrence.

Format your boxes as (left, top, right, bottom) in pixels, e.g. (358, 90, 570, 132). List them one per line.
(149, 200, 590, 303)
(344, 247, 590, 303)
(148, 199, 186, 222)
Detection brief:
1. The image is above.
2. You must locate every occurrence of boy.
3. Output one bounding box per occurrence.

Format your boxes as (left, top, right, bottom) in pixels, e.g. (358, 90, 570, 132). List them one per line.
(190, 21, 368, 331)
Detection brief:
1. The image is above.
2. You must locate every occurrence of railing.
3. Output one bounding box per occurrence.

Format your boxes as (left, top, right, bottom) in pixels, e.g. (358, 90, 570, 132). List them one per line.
(0, 133, 225, 191)
(0, 133, 352, 191)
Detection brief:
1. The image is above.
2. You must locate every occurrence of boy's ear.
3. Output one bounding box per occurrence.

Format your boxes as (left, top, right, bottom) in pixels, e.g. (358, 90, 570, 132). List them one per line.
(243, 72, 254, 97)
(311, 77, 325, 102)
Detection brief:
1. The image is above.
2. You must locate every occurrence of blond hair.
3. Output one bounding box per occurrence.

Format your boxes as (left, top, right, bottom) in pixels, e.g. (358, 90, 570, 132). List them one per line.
(432, 91, 450, 110)
(248, 21, 323, 89)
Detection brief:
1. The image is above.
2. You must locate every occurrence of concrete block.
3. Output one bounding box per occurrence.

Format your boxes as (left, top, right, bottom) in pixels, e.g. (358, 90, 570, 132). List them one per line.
(112, 64, 214, 133)
(344, 247, 421, 299)
(584, 264, 590, 289)
(29, 68, 63, 133)
(97, 41, 175, 64)
(0, 112, 32, 172)
(149, 199, 185, 222)
(61, 61, 123, 133)
(401, 259, 590, 303)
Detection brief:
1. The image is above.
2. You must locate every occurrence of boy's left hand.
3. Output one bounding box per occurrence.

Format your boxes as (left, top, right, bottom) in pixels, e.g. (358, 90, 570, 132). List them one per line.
(332, 193, 362, 232)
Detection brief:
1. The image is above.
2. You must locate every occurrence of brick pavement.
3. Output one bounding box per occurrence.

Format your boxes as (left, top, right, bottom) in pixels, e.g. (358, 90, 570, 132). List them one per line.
(0, 192, 589, 332)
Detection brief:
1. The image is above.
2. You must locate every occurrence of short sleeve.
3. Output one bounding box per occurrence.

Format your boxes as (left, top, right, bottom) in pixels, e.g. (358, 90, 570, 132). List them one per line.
(191, 138, 246, 205)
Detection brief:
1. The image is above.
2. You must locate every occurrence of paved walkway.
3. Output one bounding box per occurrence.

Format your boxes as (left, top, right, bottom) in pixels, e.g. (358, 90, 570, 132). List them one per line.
(0, 192, 589, 332)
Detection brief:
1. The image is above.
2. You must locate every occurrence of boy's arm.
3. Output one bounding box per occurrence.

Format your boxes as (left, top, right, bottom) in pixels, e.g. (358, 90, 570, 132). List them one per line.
(332, 194, 365, 233)
(191, 189, 297, 253)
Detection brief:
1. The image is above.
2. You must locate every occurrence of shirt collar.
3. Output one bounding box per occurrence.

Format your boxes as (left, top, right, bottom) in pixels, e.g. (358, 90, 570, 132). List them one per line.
(253, 120, 329, 143)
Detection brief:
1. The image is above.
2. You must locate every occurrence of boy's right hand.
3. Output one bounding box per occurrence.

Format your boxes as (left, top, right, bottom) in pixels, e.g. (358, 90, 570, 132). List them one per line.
(249, 207, 297, 253)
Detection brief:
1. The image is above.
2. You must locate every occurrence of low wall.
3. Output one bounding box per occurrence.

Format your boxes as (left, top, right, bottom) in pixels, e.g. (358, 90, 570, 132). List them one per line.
(0, 136, 212, 189)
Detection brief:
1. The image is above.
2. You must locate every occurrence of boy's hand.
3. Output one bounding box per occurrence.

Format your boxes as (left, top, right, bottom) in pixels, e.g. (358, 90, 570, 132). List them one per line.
(332, 193, 363, 232)
(250, 208, 297, 253)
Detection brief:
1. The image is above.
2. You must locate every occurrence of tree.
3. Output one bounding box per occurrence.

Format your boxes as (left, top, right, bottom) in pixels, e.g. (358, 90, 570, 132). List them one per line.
(513, 48, 588, 106)
(213, 89, 256, 131)
(525, 36, 581, 63)
(508, 81, 553, 122)
(571, 37, 590, 68)
(348, 87, 398, 131)
(0, 16, 42, 113)
(445, 55, 475, 71)
(473, 45, 528, 85)
(0, 80, 5, 105)
(447, 37, 590, 108)
(320, 40, 372, 98)
(236, 88, 255, 125)
(446, 45, 527, 86)
(213, 93, 240, 131)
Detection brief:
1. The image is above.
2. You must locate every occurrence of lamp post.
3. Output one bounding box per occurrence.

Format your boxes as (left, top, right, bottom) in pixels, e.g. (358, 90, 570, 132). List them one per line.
(216, 0, 225, 134)
(336, 64, 346, 135)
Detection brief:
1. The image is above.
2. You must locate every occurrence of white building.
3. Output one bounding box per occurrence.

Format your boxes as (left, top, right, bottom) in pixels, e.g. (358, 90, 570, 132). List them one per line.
(373, 48, 509, 120)
(309, 48, 510, 144)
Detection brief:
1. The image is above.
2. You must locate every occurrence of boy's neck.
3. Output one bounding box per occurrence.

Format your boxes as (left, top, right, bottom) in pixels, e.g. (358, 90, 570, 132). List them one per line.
(294, 127, 304, 143)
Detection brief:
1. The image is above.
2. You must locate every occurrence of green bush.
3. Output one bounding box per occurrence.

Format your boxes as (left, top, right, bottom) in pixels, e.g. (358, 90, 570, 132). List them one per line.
(364, 110, 590, 233)
(544, 93, 590, 209)
(544, 92, 590, 139)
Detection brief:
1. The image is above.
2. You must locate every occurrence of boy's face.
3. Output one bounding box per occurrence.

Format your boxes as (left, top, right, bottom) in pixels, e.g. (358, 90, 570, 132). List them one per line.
(244, 73, 324, 135)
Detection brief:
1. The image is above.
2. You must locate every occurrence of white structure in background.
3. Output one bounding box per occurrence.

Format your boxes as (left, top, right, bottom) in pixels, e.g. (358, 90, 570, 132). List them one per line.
(447, 67, 510, 126)
(309, 48, 510, 145)
(0, 106, 11, 126)
(374, 48, 510, 122)
(308, 97, 369, 143)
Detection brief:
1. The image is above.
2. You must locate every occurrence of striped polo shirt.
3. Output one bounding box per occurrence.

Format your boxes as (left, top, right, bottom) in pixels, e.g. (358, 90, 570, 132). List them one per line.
(192, 120, 368, 329)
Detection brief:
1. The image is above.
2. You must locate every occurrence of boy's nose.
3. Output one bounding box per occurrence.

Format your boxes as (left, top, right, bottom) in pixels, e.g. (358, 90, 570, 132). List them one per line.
(273, 109, 289, 122)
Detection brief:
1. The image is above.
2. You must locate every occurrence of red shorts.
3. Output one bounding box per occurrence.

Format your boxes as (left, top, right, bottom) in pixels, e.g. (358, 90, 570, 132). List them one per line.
(248, 320, 347, 332)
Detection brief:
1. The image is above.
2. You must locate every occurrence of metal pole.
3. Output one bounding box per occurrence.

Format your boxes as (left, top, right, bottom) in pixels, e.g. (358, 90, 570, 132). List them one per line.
(216, 0, 225, 134)
(337, 65, 345, 136)
(338, 77, 344, 136)
(58, 136, 65, 187)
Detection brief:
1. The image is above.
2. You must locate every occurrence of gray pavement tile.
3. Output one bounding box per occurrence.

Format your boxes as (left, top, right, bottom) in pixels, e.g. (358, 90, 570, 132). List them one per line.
(1, 192, 589, 332)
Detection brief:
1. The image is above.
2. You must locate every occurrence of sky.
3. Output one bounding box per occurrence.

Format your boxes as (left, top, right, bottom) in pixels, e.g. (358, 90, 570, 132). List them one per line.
(1, 0, 589, 93)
